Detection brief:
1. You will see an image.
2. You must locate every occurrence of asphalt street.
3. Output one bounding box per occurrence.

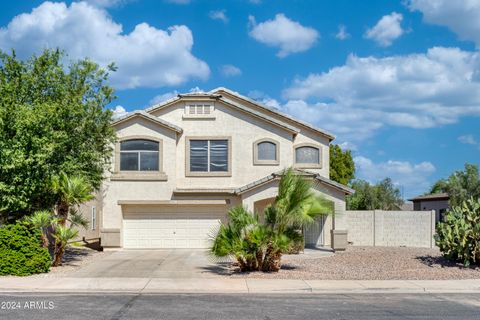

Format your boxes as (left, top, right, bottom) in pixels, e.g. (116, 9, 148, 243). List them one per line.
(1, 293, 479, 320)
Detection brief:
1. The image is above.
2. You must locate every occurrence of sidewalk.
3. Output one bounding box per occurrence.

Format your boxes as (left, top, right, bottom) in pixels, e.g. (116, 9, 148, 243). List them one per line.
(1, 277, 480, 294)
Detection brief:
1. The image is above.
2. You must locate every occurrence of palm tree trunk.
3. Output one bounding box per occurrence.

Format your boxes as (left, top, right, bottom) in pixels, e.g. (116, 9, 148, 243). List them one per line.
(262, 245, 282, 272)
(52, 240, 64, 267)
(236, 256, 248, 272)
(256, 249, 264, 270)
(57, 202, 69, 226)
(41, 234, 49, 249)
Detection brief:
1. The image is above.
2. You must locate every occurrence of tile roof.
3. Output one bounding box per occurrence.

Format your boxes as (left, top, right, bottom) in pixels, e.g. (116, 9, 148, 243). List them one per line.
(408, 193, 449, 201)
(111, 110, 183, 133)
(235, 169, 354, 195)
(143, 87, 334, 139)
(210, 87, 336, 140)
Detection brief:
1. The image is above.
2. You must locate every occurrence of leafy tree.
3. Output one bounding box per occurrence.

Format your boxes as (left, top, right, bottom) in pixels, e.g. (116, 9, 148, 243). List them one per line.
(329, 144, 355, 185)
(347, 178, 403, 210)
(428, 163, 480, 207)
(0, 49, 116, 220)
(211, 168, 333, 272)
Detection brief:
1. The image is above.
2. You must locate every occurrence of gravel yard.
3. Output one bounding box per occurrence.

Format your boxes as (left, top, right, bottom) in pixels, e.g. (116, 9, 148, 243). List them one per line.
(226, 246, 480, 280)
(27, 245, 112, 278)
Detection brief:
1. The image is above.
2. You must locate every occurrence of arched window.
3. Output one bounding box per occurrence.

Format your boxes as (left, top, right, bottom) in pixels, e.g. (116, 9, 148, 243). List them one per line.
(120, 139, 159, 171)
(253, 139, 279, 165)
(294, 145, 321, 167)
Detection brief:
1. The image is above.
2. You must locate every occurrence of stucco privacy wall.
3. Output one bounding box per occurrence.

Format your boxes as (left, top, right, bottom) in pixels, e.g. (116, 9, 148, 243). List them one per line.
(346, 210, 436, 248)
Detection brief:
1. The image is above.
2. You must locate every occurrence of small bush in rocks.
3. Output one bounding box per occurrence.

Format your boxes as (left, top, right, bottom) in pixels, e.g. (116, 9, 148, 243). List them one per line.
(0, 223, 51, 276)
(435, 197, 480, 267)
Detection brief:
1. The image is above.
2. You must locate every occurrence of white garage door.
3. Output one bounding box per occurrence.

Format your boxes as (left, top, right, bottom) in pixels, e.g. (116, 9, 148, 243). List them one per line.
(123, 205, 226, 249)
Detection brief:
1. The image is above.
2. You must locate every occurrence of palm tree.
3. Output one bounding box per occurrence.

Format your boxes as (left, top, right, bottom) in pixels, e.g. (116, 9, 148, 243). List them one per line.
(262, 168, 333, 271)
(52, 225, 79, 266)
(51, 172, 94, 226)
(51, 172, 93, 266)
(212, 168, 333, 272)
(211, 206, 268, 271)
(26, 210, 56, 248)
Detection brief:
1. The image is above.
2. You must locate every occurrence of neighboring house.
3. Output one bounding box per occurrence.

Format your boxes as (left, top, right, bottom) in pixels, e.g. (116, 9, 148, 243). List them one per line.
(400, 202, 414, 211)
(408, 193, 449, 223)
(85, 87, 354, 249)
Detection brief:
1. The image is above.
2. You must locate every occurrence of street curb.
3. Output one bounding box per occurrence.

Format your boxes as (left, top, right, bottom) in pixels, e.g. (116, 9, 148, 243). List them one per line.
(1, 278, 480, 294)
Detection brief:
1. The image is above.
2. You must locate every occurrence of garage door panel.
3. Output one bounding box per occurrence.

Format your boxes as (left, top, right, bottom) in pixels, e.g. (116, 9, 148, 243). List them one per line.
(123, 205, 225, 249)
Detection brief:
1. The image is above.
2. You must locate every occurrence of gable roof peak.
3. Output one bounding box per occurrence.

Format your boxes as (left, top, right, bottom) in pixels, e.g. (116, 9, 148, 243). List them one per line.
(209, 87, 335, 140)
(111, 109, 182, 133)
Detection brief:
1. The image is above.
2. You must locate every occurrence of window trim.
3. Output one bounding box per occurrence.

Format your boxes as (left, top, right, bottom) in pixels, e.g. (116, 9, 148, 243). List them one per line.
(185, 136, 232, 177)
(293, 143, 322, 169)
(253, 138, 280, 166)
(113, 135, 167, 181)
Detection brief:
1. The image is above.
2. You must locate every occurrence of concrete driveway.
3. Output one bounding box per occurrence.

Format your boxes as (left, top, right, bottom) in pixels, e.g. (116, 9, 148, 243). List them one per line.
(70, 250, 229, 278)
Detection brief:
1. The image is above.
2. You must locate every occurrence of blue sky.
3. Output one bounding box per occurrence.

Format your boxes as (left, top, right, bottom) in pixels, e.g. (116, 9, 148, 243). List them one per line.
(0, 0, 479, 198)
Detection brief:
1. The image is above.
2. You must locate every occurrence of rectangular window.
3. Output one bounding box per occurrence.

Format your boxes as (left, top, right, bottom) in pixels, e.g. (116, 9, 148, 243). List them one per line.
(91, 207, 96, 231)
(188, 139, 229, 174)
(190, 140, 209, 172)
(209, 140, 228, 172)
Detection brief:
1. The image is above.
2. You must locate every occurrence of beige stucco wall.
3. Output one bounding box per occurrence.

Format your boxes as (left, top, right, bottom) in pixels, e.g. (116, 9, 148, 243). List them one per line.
(74, 192, 102, 241)
(217, 91, 331, 178)
(100, 94, 340, 247)
(150, 99, 330, 187)
(100, 117, 178, 242)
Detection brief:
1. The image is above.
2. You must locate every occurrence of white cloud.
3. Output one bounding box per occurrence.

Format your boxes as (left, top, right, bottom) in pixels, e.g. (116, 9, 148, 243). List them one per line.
(458, 134, 480, 150)
(220, 64, 242, 77)
(408, 0, 480, 47)
(149, 91, 179, 106)
(458, 134, 478, 145)
(112, 105, 127, 118)
(365, 12, 404, 46)
(0, 1, 209, 89)
(248, 13, 319, 57)
(338, 141, 357, 151)
(354, 156, 436, 198)
(209, 10, 228, 23)
(282, 47, 480, 141)
(248, 90, 281, 109)
(148, 87, 204, 106)
(335, 24, 350, 40)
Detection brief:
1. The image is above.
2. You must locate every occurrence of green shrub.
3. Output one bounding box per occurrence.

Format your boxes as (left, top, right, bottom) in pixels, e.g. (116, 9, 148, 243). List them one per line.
(0, 223, 51, 276)
(435, 197, 480, 267)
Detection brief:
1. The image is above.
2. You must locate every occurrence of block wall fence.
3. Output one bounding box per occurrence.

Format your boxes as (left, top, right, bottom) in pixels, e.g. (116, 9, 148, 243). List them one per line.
(345, 210, 436, 248)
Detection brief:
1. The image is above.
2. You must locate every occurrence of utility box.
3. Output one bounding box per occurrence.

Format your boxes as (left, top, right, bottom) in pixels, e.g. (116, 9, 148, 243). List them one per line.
(331, 230, 348, 251)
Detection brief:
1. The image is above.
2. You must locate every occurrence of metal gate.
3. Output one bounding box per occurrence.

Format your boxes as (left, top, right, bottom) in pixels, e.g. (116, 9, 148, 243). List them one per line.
(304, 215, 326, 247)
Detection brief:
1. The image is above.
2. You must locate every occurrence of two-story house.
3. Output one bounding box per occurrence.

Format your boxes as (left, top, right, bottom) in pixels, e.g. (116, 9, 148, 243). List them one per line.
(83, 87, 353, 249)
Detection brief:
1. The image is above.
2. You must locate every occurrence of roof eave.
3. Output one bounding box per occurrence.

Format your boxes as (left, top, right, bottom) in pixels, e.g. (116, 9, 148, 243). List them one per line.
(210, 87, 336, 141)
(111, 111, 183, 133)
